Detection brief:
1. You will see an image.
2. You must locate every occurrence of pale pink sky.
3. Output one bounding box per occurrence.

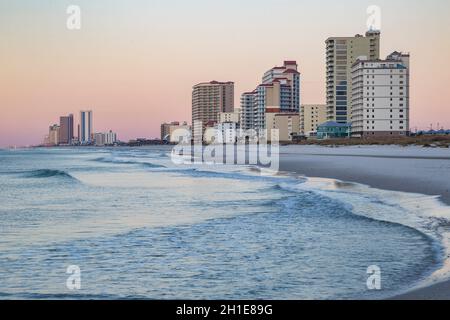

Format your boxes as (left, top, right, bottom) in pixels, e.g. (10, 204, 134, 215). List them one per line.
(1, 0, 449, 147)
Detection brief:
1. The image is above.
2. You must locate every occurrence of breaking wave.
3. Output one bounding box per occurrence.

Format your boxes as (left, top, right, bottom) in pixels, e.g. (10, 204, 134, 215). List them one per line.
(93, 157, 165, 168)
(22, 169, 77, 180)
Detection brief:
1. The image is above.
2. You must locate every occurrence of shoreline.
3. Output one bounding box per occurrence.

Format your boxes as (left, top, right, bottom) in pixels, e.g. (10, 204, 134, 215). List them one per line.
(278, 145, 450, 300)
(279, 145, 450, 206)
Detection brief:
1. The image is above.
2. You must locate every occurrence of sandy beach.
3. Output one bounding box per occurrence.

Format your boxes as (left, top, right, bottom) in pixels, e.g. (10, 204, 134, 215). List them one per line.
(279, 145, 450, 299)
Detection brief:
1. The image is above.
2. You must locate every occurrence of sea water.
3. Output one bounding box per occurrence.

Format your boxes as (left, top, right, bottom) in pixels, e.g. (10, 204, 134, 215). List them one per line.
(0, 146, 447, 299)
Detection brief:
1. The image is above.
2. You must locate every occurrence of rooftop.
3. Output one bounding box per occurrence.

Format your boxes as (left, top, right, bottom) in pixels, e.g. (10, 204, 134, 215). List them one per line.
(193, 80, 234, 87)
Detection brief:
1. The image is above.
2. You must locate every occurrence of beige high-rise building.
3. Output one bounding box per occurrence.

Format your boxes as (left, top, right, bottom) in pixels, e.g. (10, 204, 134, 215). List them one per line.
(241, 61, 300, 132)
(300, 104, 327, 136)
(160, 122, 173, 141)
(326, 30, 380, 124)
(192, 81, 234, 141)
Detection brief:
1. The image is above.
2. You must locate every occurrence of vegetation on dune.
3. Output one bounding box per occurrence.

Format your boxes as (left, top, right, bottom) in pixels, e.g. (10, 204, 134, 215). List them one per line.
(289, 135, 450, 148)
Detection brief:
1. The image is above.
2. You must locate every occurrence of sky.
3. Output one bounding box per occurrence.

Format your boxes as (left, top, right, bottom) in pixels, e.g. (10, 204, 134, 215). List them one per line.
(0, 0, 449, 147)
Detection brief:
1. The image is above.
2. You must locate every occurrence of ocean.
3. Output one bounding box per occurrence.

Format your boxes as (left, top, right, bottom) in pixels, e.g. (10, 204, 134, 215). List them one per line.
(0, 146, 447, 299)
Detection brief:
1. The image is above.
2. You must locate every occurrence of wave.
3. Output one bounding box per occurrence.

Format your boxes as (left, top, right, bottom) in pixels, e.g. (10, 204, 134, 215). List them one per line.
(160, 166, 281, 183)
(275, 176, 450, 293)
(141, 162, 166, 169)
(93, 157, 165, 168)
(22, 169, 77, 180)
(0, 291, 135, 300)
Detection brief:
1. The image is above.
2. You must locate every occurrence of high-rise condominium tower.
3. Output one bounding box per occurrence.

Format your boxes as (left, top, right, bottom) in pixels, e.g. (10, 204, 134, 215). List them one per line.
(351, 51, 410, 137)
(241, 61, 300, 131)
(59, 114, 74, 145)
(240, 91, 256, 131)
(326, 30, 380, 123)
(80, 110, 93, 144)
(192, 81, 234, 139)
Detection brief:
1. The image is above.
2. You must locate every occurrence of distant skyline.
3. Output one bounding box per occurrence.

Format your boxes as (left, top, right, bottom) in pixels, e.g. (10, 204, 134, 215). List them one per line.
(1, 0, 450, 147)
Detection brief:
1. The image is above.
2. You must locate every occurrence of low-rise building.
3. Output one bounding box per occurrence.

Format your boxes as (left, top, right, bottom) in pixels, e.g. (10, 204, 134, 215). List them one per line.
(169, 122, 191, 143)
(265, 109, 300, 143)
(161, 121, 191, 143)
(203, 121, 218, 144)
(317, 121, 351, 139)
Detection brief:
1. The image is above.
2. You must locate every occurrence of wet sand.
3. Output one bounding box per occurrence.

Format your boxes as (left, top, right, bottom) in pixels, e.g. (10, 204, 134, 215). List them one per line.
(279, 145, 450, 206)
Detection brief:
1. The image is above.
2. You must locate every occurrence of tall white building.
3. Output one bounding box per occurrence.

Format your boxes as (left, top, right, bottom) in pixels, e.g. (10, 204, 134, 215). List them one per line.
(104, 130, 117, 145)
(80, 110, 93, 144)
(351, 51, 410, 137)
(94, 130, 117, 146)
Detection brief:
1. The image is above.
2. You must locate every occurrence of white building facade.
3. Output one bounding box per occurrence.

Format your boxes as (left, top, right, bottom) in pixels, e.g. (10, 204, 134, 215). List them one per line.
(351, 51, 410, 137)
(94, 130, 117, 146)
(216, 122, 238, 144)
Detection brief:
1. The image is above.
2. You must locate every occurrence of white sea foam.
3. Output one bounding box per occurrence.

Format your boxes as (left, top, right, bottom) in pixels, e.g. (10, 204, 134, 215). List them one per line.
(277, 176, 450, 292)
